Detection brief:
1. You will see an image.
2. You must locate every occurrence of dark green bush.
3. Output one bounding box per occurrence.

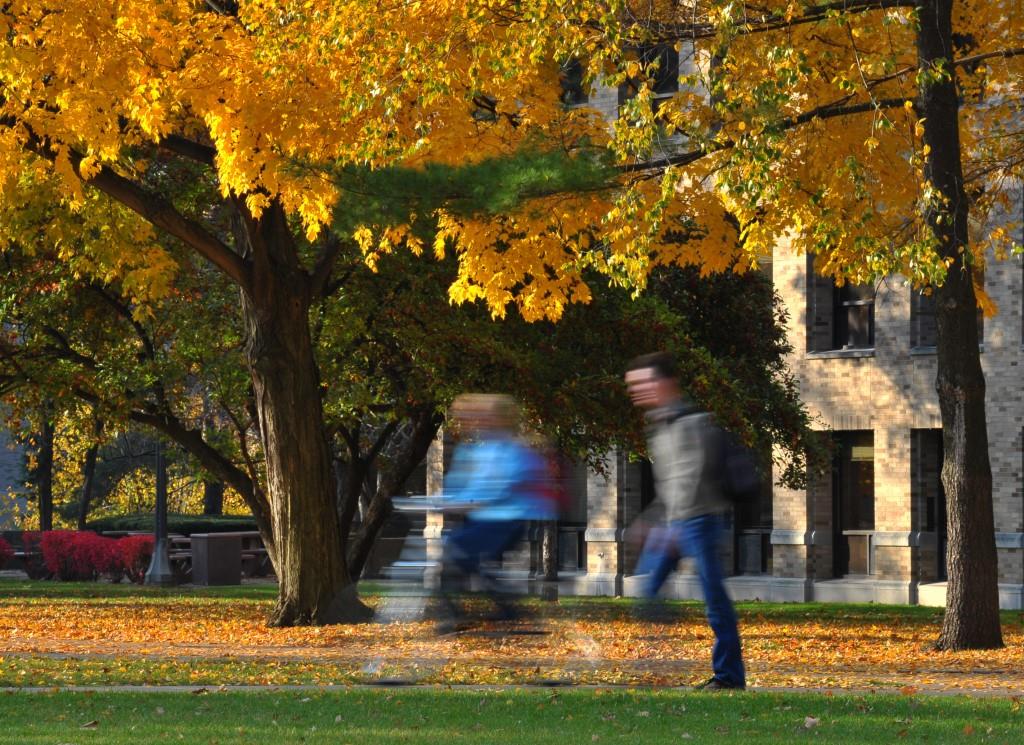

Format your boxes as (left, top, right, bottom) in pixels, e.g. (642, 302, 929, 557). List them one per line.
(87, 513, 258, 535)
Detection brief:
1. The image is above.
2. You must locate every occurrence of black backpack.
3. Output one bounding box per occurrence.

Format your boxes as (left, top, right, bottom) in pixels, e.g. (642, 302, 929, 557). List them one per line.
(711, 425, 763, 504)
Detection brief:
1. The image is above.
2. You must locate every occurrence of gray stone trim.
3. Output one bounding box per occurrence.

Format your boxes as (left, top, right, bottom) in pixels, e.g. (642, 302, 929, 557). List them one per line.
(806, 349, 875, 359)
(770, 530, 831, 546)
(770, 530, 811, 545)
(584, 528, 621, 542)
(873, 531, 916, 547)
(995, 532, 1024, 549)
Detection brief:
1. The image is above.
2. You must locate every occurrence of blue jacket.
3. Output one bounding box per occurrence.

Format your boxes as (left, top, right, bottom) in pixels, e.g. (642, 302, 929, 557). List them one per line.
(442, 436, 555, 522)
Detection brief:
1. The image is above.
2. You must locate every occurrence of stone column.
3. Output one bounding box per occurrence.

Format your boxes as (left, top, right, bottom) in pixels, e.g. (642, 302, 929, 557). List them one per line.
(423, 427, 454, 589)
(580, 450, 626, 596)
(870, 427, 918, 604)
(768, 440, 828, 602)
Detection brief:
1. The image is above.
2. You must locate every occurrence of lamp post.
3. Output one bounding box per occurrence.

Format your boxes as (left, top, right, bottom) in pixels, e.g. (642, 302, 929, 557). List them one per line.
(144, 437, 176, 586)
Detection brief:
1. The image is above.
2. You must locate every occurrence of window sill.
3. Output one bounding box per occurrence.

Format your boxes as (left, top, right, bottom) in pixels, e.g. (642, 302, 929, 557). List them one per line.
(806, 348, 875, 359)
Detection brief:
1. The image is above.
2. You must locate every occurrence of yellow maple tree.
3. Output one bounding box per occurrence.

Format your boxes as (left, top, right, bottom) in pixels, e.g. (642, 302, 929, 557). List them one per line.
(1, 2, 1021, 638)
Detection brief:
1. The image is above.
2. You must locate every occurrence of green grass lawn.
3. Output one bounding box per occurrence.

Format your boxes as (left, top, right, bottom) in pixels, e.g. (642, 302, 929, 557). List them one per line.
(0, 578, 280, 602)
(0, 688, 1019, 745)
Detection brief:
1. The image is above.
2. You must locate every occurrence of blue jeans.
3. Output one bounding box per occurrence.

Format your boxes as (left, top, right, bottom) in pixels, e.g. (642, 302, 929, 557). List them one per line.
(445, 518, 525, 574)
(438, 518, 526, 619)
(635, 513, 745, 688)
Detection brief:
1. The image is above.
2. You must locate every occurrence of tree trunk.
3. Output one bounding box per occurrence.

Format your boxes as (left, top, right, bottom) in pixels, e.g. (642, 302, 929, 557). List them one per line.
(239, 202, 370, 626)
(35, 414, 54, 532)
(202, 481, 224, 515)
(77, 443, 99, 530)
(77, 417, 103, 530)
(918, 0, 1002, 650)
(539, 520, 558, 601)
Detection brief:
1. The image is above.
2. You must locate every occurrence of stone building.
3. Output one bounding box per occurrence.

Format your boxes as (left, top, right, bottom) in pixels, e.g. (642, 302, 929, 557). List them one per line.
(420, 45, 1024, 609)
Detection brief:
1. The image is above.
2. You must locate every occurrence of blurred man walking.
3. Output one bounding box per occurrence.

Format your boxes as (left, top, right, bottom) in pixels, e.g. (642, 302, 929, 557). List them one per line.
(625, 352, 746, 691)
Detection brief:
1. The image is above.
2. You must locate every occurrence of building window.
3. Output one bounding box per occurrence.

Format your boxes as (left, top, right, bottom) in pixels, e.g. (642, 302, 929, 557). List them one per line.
(832, 431, 874, 577)
(559, 58, 588, 106)
(733, 447, 772, 575)
(618, 44, 679, 112)
(807, 254, 875, 352)
(911, 429, 946, 581)
(834, 281, 875, 349)
(911, 290, 938, 349)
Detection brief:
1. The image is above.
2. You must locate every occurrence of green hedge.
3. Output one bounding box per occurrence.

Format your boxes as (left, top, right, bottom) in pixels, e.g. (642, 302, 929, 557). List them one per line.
(87, 514, 258, 536)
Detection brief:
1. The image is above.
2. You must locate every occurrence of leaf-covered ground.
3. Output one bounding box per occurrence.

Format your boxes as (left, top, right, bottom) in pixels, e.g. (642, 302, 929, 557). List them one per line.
(1, 581, 1022, 692)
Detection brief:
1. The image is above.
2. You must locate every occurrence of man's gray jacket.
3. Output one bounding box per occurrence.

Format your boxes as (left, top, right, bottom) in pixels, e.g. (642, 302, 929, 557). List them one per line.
(646, 401, 730, 523)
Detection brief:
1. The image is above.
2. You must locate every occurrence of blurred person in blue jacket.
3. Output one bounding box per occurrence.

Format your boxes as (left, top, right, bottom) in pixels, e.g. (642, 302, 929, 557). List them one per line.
(435, 393, 555, 632)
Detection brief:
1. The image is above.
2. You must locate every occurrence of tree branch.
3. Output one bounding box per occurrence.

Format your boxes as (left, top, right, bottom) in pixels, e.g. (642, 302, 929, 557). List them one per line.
(159, 135, 217, 166)
(634, 0, 919, 43)
(311, 232, 346, 298)
(129, 408, 273, 542)
(624, 97, 909, 174)
(4, 117, 251, 290)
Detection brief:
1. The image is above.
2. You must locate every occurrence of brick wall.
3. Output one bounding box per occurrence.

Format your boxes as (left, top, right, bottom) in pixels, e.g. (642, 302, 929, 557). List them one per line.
(772, 185, 1024, 591)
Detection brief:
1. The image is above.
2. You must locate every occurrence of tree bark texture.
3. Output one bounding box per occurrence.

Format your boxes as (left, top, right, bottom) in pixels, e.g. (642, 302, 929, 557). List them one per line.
(238, 202, 370, 626)
(918, 0, 1003, 650)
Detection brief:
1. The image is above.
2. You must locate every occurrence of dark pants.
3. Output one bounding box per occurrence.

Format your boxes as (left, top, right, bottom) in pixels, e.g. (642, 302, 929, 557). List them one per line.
(439, 517, 526, 619)
(635, 513, 745, 688)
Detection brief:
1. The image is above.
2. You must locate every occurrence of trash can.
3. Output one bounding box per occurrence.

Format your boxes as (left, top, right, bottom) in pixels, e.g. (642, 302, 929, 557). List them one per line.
(191, 533, 242, 586)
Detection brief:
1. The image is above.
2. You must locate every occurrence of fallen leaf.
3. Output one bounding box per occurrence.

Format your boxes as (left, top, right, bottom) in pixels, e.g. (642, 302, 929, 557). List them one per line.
(963, 724, 975, 735)
(804, 716, 819, 729)
(899, 685, 918, 696)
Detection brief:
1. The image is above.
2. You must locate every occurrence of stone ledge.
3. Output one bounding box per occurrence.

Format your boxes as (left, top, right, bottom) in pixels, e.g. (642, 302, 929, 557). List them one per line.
(622, 574, 813, 603)
(770, 530, 831, 546)
(770, 530, 810, 545)
(873, 531, 916, 547)
(584, 528, 622, 543)
(918, 582, 1024, 610)
(813, 578, 917, 605)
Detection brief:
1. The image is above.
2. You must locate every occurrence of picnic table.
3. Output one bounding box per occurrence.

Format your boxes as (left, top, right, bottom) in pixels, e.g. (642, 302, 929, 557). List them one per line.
(101, 530, 271, 584)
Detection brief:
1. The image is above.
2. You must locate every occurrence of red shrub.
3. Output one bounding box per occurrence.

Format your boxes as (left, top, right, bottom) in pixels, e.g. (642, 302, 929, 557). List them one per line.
(0, 537, 12, 569)
(118, 535, 155, 584)
(40, 531, 121, 581)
